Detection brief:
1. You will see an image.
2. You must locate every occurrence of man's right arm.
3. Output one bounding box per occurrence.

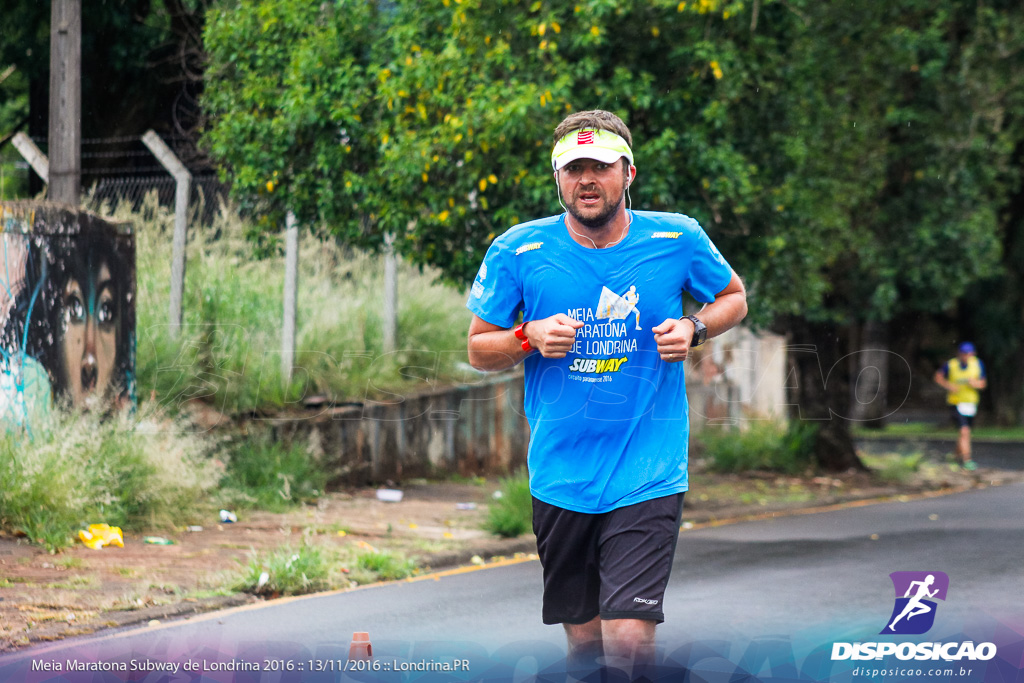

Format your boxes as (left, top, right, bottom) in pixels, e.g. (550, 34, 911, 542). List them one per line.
(467, 314, 584, 371)
(467, 316, 532, 371)
(934, 363, 953, 392)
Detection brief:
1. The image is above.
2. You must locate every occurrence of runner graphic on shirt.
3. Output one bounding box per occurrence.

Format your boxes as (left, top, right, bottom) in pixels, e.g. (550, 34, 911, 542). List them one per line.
(596, 285, 642, 331)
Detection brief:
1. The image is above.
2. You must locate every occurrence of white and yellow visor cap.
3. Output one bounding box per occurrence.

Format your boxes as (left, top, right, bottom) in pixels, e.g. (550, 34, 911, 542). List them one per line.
(551, 128, 634, 171)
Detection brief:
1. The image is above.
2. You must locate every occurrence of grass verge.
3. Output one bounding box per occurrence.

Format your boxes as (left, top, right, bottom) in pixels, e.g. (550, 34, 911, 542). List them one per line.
(860, 452, 926, 483)
(853, 421, 1024, 441)
(234, 542, 418, 597)
(697, 422, 817, 475)
(0, 404, 219, 552)
(483, 469, 532, 538)
(218, 431, 328, 512)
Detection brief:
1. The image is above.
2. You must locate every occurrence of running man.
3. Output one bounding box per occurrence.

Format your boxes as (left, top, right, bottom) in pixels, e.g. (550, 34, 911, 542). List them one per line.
(466, 110, 747, 674)
(888, 574, 939, 631)
(934, 342, 987, 471)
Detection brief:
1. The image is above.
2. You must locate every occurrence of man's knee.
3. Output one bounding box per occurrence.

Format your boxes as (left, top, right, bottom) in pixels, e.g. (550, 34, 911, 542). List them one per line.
(565, 616, 603, 646)
(601, 618, 657, 652)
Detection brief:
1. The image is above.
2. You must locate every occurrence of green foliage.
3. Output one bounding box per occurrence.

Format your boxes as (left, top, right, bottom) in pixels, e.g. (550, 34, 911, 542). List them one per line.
(860, 452, 924, 484)
(202, 0, 1018, 324)
(0, 1, 206, 144)
(698, 421, 818, 475)
(219, 432, 327, 512)
(484, 469, 533, 538)
(0, 65, 29, 200)
(0, 405, 219, 552)
(236, 544, 334, 596)
(202, 0, 563, 282)
(235, 543, 417, 595)
(354, 550, 417, 582)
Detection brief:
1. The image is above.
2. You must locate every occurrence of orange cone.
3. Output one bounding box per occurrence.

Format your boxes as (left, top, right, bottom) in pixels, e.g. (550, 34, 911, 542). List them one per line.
(349, 632, 372, 660)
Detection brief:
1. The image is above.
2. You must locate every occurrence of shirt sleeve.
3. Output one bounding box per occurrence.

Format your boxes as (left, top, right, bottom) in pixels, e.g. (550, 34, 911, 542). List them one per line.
(977, 360, 986, 379)
(940, 362, 950, 379)
(466, 239, 523, 328)
(683, 227, 734, 303)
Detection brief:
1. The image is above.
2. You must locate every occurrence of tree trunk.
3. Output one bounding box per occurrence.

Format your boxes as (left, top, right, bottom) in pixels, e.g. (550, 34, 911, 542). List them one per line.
(850, 319, 890, 428)
(786, 317, 867, 472)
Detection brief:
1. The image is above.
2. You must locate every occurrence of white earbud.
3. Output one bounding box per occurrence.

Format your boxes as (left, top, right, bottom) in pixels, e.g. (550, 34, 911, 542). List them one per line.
(554, 171, 568, 213)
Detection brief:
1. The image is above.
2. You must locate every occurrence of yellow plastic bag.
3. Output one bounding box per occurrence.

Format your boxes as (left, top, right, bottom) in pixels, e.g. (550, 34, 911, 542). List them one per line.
(78, 523, 124, 549)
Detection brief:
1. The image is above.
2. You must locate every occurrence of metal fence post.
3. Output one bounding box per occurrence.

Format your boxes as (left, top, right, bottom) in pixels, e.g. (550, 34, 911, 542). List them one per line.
(11, 133, 49, 184)
(282, 210, 299, 384)
(141, 130, 191, 338)
(383, 231, 397, 354)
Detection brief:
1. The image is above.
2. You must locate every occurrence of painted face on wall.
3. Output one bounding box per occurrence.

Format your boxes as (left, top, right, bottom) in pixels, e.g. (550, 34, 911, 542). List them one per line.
(59, 261, 118, 407)
(0, 205, 135, 417)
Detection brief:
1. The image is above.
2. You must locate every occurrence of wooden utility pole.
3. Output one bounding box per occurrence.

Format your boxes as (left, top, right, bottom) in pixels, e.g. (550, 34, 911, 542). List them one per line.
(48, 0, 81, 205)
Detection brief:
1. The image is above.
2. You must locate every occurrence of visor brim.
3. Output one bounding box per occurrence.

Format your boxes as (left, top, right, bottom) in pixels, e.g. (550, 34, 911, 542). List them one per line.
(552, 147, 631, 171)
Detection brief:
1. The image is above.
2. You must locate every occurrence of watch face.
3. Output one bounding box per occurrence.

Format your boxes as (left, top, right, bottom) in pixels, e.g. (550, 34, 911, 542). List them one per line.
(689, 316, 707, 346)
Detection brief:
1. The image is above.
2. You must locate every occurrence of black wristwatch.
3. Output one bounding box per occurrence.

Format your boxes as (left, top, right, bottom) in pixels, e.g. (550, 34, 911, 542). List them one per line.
(682, 315, 707, 347)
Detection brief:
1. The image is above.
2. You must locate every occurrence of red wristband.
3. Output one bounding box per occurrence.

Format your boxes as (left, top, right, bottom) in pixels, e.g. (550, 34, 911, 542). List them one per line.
(514, 322, 533, 351)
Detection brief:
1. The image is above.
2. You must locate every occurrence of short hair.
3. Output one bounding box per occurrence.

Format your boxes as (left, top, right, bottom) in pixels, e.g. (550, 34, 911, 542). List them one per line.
(552, 110, 633, 147)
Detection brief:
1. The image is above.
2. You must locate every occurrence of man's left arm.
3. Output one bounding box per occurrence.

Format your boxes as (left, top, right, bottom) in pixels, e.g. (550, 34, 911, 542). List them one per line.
(652, 271, 747, 363)
(970, 361, 988, 390)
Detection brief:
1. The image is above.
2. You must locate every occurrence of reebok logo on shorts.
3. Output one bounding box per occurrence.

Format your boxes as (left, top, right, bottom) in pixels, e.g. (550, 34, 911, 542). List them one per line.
(633, 597, 659, 605)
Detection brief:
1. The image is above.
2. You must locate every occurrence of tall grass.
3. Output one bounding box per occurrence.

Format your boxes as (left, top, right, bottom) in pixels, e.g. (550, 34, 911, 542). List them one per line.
(218, 431, 328, 512)
(109, 194, 475, 415)
(697, 421, 818, 474)
(483, 469, 533, 538)
(0, 405, 219, 551)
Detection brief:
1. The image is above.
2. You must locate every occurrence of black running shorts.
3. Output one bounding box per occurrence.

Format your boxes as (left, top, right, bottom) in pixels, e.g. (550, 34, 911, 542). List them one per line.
(532, 492, 685, 625)
(950, 405, 975, 429)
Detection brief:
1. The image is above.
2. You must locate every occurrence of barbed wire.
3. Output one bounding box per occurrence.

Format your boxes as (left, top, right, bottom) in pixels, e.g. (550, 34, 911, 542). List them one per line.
(11, 133, 226, 221)
(82, 165, 171, 176)
(81, 150, 154, 160)
(29, 134, 202, 146)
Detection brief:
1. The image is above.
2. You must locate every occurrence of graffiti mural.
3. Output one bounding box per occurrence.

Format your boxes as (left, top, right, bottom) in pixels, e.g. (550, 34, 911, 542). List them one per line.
(0, 202, 135, 425)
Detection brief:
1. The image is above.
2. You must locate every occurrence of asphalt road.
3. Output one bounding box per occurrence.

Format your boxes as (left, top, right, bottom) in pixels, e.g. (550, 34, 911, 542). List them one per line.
(2, 482, 1022, 682)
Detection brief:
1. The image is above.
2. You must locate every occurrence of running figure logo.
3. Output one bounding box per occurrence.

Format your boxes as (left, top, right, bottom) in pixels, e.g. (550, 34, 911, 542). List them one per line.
(881, 571, 949, 635)
(596, 285, 642, 330)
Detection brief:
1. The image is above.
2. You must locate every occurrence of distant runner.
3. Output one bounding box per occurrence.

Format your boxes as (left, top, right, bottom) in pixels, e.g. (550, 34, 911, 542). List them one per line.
(934, 342, 987, 471)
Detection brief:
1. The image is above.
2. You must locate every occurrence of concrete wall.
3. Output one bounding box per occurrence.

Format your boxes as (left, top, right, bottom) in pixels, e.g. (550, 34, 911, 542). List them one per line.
(267, 374, 531, 486)
(268, 327, 789, 484)
(688, 326, 789, 430)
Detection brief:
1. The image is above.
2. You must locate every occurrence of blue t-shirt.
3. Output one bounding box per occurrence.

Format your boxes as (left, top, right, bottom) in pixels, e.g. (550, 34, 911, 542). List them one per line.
(467, 211, 734, 513)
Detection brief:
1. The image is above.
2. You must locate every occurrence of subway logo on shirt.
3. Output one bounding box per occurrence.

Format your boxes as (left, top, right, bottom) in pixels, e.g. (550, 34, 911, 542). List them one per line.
(567, 356, 629, 374)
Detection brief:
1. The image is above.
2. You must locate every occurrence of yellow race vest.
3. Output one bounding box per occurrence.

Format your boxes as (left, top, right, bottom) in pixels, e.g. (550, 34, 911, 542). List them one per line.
(946, 356, 982, 406)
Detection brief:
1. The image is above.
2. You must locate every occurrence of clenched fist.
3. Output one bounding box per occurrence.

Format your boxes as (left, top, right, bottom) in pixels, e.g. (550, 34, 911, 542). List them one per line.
(652, 317, 696, 363)
(524, 313, 585, 358)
